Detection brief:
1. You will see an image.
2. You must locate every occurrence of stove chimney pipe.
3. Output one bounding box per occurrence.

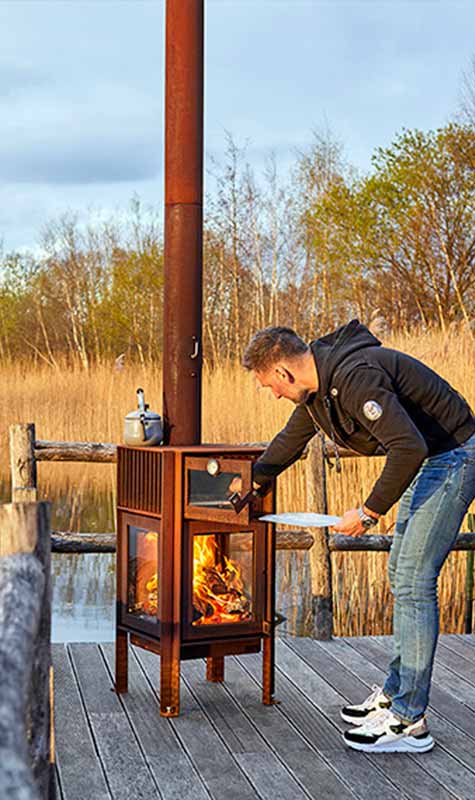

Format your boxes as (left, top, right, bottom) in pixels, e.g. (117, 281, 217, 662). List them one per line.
(163, 0, 204, 445)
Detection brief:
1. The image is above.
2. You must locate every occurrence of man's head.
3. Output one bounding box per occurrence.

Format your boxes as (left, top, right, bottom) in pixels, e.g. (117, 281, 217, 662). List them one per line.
(242, 326, 318, 404)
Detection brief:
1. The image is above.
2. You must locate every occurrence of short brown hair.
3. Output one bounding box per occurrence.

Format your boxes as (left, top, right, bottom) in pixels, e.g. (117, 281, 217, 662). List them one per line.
(242, 326, 308, 372)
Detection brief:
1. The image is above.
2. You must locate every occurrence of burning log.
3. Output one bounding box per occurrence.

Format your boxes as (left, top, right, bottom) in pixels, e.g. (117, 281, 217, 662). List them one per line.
(192, 534, 252, 625)
(128, 532, 159, 618)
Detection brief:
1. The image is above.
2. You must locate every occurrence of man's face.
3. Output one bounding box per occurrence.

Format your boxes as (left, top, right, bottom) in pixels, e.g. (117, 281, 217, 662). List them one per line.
(255, 365, 310, 405)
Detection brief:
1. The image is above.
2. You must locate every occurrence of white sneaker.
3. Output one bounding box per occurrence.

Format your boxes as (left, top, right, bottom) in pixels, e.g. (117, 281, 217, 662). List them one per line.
(340, 684, 392, 725)
(343, 709, 434, 753)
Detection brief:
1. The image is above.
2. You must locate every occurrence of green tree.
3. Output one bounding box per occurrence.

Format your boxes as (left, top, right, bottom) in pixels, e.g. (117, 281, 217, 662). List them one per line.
(363, 124, 475, 329)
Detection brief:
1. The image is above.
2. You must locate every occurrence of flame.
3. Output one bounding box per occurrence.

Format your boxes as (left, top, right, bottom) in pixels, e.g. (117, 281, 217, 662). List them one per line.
(132, 531, 159, 616)
(129, 531, 251, 625)
(192, 534, 251, 625)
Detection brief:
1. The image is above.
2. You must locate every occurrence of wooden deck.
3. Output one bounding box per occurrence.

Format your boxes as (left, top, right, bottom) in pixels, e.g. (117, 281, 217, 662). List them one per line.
(53, 633, 475, 800)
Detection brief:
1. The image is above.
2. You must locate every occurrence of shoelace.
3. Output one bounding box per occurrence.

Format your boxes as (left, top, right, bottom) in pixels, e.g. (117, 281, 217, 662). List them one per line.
(360, 684, 384, 707)
(358, 708, 394, 732)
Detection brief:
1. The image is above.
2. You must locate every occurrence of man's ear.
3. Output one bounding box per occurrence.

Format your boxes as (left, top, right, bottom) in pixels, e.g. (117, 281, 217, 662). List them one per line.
(275, 364, 295, 383)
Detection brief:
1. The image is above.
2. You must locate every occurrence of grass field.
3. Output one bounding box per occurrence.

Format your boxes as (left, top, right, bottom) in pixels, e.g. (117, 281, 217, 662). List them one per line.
(2, 325, 474, 636)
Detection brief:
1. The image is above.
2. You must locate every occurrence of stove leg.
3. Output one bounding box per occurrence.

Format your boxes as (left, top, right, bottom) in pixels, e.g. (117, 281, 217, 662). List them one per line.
(160, 648, 180, 717)
(115, 629, 128, 694)
(262, 633, 279, 705)
(206, 656, 224, 682)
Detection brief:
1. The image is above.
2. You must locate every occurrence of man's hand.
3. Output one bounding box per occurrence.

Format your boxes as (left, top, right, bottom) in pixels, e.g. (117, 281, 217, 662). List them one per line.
(228, 476, 242, 494)
(331, 508, 367, 538)
(228, 477, 261, 495)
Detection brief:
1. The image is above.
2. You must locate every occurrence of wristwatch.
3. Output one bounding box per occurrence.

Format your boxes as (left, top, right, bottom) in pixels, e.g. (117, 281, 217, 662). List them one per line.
(357, 507, 379, 529)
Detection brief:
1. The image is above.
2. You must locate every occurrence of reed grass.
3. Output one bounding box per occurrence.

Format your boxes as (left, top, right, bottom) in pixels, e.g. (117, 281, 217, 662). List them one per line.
(1, 325, 473, 636)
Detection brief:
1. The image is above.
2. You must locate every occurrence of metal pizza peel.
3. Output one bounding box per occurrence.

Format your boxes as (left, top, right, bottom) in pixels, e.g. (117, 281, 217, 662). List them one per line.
(259, 512, 342, 527)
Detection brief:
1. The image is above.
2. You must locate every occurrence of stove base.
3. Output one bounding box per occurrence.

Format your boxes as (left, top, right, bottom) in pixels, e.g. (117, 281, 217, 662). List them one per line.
(115, 628, 277, 716)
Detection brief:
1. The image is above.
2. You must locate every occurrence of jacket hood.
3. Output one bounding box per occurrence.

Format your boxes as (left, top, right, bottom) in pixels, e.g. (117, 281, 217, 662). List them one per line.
(310, 319, 381, 398)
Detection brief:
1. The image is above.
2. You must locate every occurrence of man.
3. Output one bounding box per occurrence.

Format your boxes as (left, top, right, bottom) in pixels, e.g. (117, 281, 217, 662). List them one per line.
(243, 319, 475, 754)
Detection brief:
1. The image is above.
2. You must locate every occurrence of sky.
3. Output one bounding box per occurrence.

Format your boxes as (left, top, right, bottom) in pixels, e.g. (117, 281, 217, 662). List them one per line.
(1, 0, 474, 252)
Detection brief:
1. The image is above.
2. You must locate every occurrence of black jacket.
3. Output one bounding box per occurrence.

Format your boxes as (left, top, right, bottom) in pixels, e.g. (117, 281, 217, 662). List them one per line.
(253, 320, 475, 515)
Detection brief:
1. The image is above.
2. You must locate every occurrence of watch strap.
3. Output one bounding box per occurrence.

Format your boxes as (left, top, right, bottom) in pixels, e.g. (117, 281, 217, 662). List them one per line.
(357, 507, 378, 527)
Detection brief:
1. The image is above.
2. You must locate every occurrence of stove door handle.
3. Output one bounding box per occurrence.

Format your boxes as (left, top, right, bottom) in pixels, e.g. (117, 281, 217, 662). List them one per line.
(263, 611, 287, 636)
(274, 611, 286, 627)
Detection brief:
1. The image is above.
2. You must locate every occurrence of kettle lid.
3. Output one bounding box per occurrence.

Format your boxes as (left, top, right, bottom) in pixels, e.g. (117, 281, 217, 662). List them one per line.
(125, 408, 162, 421)
(125, 387, 162, 420)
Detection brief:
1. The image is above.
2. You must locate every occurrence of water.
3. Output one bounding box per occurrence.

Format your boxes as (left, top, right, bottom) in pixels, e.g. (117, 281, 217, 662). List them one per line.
(51, 552, 116, 642)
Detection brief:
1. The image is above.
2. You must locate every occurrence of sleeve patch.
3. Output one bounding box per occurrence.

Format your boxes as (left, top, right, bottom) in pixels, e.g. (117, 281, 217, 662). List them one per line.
(363, 400, 383, 421)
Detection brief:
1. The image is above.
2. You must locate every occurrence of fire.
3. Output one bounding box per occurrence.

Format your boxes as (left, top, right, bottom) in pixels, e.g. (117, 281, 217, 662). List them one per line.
(131, 531, 159, 616)
(130, 531, 251, 625)
(192, 534, 251, 625)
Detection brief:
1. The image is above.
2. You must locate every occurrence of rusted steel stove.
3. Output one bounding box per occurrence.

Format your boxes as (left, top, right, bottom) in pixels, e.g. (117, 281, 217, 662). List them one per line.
(115, 444, 279, 716)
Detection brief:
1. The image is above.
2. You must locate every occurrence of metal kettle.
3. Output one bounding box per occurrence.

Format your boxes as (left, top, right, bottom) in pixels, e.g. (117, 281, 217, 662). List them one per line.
(124, 388, 163, 447)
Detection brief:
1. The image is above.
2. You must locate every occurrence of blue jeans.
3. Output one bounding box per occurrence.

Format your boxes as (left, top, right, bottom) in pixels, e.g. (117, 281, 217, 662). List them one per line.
(382, 431, 475, 723)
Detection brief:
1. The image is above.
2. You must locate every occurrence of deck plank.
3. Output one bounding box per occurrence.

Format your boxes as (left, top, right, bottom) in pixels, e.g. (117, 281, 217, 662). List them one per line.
(364, 635, 475, 737)
(348, 636, 475, 754)
(53, 636, 475, 800)
(100, 644, 210, 800)
(455, 633, 475, 648)
(182, 657, 357, 800)
(134, 645, 261, 800)
(282, 637, 453, 800)
(237, 650, 401, 800)
(52, 644, 111, 800)
(430, 639, 475, 686)
(68, 643, 161, 800)
(440, 633, 475, 662)
(54, 765, 64, 800)
(276, 638, 457, 800)
(318, 636, 475, 798)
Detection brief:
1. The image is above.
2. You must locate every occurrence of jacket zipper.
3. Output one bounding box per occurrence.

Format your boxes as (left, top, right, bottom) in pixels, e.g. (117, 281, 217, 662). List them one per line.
(305, 403, 342, 473)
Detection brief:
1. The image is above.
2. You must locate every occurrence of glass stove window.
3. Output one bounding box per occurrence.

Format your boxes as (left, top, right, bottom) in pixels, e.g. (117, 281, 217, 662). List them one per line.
(188, 469, 240, 508)
(192, 532, 253, 626)
(127, 525, 159, 621)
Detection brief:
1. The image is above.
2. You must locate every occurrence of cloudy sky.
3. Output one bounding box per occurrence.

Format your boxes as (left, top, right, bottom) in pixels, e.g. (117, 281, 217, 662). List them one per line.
(1, 0, 474, 251)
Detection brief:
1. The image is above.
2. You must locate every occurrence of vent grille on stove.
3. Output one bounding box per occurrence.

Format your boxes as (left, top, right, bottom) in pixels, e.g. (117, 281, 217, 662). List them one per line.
(117, 447, 161, 515)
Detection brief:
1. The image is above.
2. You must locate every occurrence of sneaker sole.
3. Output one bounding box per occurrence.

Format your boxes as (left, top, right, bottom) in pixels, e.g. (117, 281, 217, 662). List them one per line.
(342, 734, 435, 754)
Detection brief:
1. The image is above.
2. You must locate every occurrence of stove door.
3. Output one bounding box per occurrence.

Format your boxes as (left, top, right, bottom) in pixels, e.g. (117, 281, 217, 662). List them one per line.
(182, 520, 265, 639)
(184, 456, 255, 523)
(117, 511, 161, 638)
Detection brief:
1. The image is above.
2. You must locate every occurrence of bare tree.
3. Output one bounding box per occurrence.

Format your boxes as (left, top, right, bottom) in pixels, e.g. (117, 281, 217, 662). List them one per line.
(459, 54, 475, 127)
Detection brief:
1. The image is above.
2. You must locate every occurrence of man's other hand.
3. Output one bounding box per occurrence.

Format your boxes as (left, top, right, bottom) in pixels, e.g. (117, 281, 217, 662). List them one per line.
(331, 508, 366, 537)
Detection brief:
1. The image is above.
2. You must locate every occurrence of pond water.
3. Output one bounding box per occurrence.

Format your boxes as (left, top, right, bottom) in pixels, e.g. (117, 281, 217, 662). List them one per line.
(51, 553, 116, 642)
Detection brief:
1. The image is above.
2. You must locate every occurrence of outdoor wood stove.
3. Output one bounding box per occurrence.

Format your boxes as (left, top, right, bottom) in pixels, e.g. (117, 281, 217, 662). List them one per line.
(115, 444, 280, 716)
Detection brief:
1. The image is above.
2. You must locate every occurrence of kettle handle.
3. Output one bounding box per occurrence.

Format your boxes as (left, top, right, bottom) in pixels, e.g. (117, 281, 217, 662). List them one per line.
(136, 388, 147, 441)
(137, 388, 146, 412)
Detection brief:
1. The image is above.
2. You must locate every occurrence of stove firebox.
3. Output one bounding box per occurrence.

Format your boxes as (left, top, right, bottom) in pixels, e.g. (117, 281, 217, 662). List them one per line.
(115, 445, 279, 716)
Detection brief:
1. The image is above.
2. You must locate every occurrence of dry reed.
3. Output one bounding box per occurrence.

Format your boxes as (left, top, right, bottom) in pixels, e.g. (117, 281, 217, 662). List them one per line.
(1, 325, 473, 635)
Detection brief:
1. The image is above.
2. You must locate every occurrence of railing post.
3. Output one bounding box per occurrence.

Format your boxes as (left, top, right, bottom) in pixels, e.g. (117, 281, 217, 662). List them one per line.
(306, 435, 333, 639)
(9, 423, 38, 502)
(0, 502, 54, 799)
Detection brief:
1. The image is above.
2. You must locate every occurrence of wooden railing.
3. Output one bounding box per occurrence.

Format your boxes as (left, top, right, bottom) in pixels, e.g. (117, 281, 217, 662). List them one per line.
(0, 501, 54, 800)
(8, 423, 475, 640)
